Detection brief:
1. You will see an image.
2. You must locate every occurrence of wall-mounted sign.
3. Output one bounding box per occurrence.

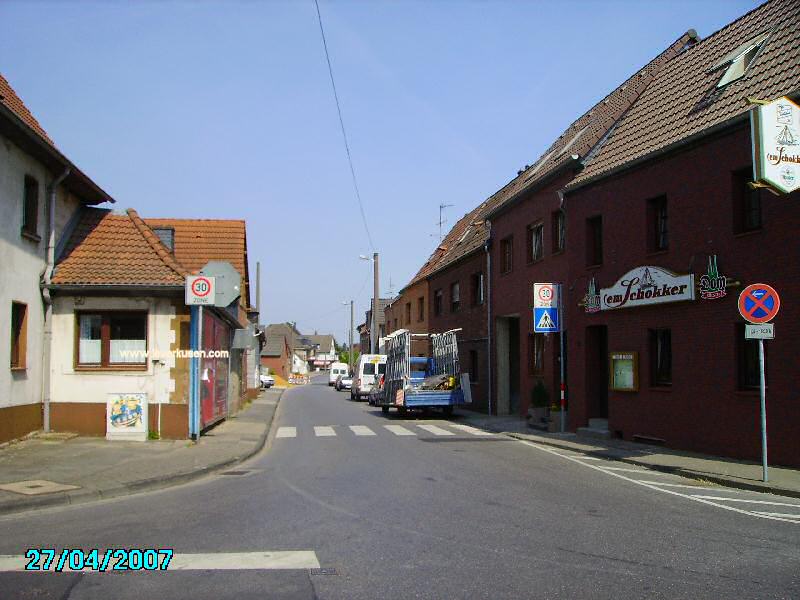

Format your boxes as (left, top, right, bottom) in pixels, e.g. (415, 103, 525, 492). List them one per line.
(609, 352, 638, 392)
(699, 255, 727, 300)
(185, 275, 216, 306)
(751, 96, 800, 195)
(601, 266, 694, 311)
(106, 393, 147, 441)
(584, 277, 601, 313)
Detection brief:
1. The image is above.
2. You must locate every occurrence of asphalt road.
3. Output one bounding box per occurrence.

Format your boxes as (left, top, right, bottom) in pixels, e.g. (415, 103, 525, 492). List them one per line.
(1, 374, 798, 599)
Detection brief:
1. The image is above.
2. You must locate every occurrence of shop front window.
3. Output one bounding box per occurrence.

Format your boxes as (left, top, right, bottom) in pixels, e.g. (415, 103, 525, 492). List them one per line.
(649, 329, 672, 386)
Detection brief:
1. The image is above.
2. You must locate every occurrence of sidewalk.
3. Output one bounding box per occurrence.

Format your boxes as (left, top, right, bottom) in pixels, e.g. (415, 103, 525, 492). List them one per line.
(455, 409, 800, 499)
(0, 389, 282, 516)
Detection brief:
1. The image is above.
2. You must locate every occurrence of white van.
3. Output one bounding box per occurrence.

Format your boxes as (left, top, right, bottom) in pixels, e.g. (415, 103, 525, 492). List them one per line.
(328, 362, 350, 386)
(351, 354, 387, 401)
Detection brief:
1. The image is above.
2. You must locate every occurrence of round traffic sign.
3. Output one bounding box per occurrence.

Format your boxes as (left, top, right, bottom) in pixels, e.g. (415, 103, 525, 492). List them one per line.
(537, 285, 553, 302)
(738, 283, 780, 324)
(191, 277, 212, 298)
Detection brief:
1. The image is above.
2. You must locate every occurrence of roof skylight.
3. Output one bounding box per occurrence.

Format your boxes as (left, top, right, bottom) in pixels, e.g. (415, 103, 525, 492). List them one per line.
(712, 31, 770, 88)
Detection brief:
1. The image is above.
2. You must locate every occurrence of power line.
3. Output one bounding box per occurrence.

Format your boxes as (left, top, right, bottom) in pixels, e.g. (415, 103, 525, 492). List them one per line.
(313, 0, 375, 251)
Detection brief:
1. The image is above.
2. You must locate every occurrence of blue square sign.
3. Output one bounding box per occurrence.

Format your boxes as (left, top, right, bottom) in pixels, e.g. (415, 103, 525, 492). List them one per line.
(534, 307, 559, 333)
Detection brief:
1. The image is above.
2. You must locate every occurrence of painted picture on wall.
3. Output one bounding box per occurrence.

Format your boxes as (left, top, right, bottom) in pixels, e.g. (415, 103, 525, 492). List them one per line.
(106, 393, 148, 441)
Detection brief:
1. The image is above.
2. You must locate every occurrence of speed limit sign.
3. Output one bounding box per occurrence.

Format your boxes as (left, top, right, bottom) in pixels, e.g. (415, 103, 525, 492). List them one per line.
(185, 275, 216, 305)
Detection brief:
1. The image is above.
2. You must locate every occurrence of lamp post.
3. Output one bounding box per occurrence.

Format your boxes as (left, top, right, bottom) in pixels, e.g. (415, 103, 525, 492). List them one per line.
(342, 300, 354, 373)
(359, 253, 380, 353)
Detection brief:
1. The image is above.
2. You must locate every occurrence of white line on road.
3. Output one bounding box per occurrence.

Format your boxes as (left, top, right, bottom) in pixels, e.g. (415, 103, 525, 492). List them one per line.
(275, 427, 296, 438)
(751, 511, 800, 519)
(314, 426, 336, 437)
(349, 425, 376, 436)
(689, 496, 800, 507)
(384, 425, 416, 436)
(417, 424, 455, 436)
(635, 481, 712, 490)
(448, 423, 495, 436)
(599, 467, 667, 474)
(0, 551, 320, 572)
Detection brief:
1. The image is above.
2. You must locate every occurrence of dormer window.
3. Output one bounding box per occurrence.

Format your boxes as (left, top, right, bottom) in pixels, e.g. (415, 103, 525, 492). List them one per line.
(152, 227, 175, 252)
(712, 31, 770, 88)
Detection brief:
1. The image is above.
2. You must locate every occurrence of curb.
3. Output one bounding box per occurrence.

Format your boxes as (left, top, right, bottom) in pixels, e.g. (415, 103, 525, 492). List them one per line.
(0, 389, 284, 517)
(497, 430, 800, 500)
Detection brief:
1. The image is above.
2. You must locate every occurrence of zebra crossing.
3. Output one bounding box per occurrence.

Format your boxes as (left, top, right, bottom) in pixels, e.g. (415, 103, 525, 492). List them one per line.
(275, 422, 494, 439)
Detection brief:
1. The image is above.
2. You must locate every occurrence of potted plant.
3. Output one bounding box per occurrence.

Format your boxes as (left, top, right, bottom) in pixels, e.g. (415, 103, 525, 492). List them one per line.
(528, 380, 549, 428)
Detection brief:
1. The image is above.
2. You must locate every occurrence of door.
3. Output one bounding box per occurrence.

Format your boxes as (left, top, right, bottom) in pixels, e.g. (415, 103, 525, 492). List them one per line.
(585, 325, 608, 418)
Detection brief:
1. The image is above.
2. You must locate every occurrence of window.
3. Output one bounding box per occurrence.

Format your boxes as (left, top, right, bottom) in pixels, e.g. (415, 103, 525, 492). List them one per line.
(647, 196, 669, 252)
(393, 318, 398, 331)
(552, 210, 565, 253)
(500, 236, 513, 274)
(649, 329, 672, 386)
(22, 176, 39, 239)
(529, 333, 544, 376)
(736, 324, 761, 390)
(586, 216, 603, 266)
(469, 350, 479, 382)
(417, 297, 424, 321)
(713, 31, 770, 88)
(527, 223, 544, 263)
(732, 169, 762, 233)
(152, 227, 175, 252)
(77, 312, 147, 368)
(471, 272, 484, 306)
(434, 289, 443, 316)
(405, 302, 411, 324)
(10, 302, 27, 369)
(450, 281, 460, 312)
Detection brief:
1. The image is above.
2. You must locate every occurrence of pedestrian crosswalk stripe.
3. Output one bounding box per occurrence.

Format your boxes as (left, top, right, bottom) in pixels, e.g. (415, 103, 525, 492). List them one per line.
(314, 426, 336, 437)
(384, 425, 416, 436)
(448, 423, 494, 436)
(349, 425, 376, 436)
(276, 427, 296, 438)
(417, 424, 454, 436)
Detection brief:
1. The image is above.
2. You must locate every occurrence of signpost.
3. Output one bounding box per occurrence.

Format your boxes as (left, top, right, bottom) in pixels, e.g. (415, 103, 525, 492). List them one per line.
(738, 283, 781, 483)
(534, 283, 565, 432)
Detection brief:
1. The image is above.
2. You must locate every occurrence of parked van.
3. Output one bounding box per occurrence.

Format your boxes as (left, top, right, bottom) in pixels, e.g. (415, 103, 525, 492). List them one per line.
(328, 362, 350, 386)
(351, 354, 387, 401)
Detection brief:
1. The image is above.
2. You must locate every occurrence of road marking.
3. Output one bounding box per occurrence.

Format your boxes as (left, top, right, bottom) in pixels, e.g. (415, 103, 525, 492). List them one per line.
(572, 456, 603, 460)
(417, 424, 455, 436)
(276, 427, 296, 438)
(751, 511, 800, 519)
(598, 467, 668, 474)
(636, 481, 712, 490)
(0, 551, 320, 572)
(689, 496, 800, 507)
(384, 425, 416, 436)
(448, 423, 494, 436)
(314, 426, 336, 437)
(349, 425, 376, 436)
(515, 439, 800, 524)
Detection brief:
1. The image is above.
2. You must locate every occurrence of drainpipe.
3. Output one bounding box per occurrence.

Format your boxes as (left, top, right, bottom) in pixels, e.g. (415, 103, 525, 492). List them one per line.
(41, 167, 71, 432)
(485, 219, 493, 416)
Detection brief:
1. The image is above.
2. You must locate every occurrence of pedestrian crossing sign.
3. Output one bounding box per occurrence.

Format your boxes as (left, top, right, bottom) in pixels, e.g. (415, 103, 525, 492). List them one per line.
(534, 307, 559, 333)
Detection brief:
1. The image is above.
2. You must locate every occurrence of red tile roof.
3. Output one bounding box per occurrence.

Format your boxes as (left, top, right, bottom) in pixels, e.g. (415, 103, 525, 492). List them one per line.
(53, 208, 186, 286)
(0, 73, 54, 146)
(569, 0, 800, 189)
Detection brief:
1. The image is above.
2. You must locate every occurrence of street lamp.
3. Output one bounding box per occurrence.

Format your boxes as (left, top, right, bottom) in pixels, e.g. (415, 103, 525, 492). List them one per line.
(359, 253, 379, 353)
(341, 300, 354, 373)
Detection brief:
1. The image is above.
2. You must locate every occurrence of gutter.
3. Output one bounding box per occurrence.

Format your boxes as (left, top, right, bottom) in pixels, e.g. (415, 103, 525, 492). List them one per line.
(485, 221, 493, 416)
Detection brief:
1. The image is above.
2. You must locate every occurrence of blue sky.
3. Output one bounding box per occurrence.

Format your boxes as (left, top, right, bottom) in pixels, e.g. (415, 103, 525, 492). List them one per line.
(1, 0, 757, 343)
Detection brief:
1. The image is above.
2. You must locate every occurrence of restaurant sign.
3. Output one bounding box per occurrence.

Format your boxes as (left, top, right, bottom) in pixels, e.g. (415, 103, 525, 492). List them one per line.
(751, 96, 800, 194)
(601, 266, 694, 311)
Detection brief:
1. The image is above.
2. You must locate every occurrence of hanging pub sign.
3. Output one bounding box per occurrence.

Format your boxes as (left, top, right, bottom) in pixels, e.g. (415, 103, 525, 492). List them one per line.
(600, 266, 694, 311)
(699, 255, 727, 300)
(751, 96, 800, 194)
(583, 277, 601, 314)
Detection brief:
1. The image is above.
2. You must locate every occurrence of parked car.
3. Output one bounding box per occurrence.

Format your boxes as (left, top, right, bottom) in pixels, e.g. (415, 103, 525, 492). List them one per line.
(335, 373, 353, 391)
(328, 362, 350, 386)
(351, 354, 386, 401)
(260, 373, 275, 388)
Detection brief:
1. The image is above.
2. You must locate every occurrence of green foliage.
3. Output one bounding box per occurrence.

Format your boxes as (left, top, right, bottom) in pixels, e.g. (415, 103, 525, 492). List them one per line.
(148, 430, 161, 440)
(339, 349, 359, 367)
(531, 380, 550, 408)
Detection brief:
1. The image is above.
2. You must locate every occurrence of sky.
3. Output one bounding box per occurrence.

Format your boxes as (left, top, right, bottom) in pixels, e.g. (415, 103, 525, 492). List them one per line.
(0, 0, 758, 344)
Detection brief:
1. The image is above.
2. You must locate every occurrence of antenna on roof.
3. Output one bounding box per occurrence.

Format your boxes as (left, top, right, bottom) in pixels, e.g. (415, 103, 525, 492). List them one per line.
(437, 203, 454, 242)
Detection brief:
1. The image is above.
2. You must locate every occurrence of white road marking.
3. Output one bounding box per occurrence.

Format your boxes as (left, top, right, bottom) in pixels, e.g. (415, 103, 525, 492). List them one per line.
(417, 424, 455, 436)
(275, 427, 296, 438)
(0, 551, 320, 572)
(515, 439, 800, 524)
(751, 511, 800, 519)
(689, 496, 800, 507)
(349, 425, 376, 436)
(384, 425, 416, 436)
(448, 423, 494, 436)
(572, 456, 603, 460)
(598, 467, 665, 474)
(314, 426, 336, 437)
(636, 481, 712, 490)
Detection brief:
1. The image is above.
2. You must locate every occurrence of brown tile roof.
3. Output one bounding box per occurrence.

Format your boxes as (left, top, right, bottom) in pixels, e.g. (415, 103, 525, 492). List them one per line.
(569, 0, 800, 189)
(407, 29, 697, 284)
(0, 73, 54, 146)
(53, 208, 186, 286)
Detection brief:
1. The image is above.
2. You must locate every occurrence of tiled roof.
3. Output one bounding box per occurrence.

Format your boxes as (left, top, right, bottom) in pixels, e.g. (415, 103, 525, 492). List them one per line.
(569, 0, 800, 189)
(0, 73, 54, 146)
(406, 29, 698, 284)
(261, 334, 288, 357)
(306, 334, 336, 351)
(53, 208, 186, 286)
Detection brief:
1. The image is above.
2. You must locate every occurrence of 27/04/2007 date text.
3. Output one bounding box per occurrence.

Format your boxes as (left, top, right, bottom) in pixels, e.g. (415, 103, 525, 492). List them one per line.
(25, 548, 173, 571)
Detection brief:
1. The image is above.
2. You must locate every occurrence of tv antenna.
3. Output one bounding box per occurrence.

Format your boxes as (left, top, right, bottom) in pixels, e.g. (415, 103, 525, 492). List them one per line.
(437, 203, 454, 242)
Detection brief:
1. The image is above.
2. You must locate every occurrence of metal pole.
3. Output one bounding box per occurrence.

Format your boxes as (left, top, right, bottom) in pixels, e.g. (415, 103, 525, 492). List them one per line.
(559, 284, 566, 434)
(196, 305, 204, 441)
(373, 252, 379, 353)
(256, 261, 261, 316)
(759, 338, 768, 482)
(349, 300, 354, 373)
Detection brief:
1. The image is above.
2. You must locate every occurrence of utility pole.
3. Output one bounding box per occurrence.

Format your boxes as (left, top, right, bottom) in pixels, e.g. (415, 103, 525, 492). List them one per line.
(349, 300, 354, 373)
(372, 252, 379, 353)
(438, 203, 454, 242)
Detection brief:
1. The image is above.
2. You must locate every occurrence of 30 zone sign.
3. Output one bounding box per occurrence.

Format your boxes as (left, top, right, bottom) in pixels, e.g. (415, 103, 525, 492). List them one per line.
(185, 275, 216, 306)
